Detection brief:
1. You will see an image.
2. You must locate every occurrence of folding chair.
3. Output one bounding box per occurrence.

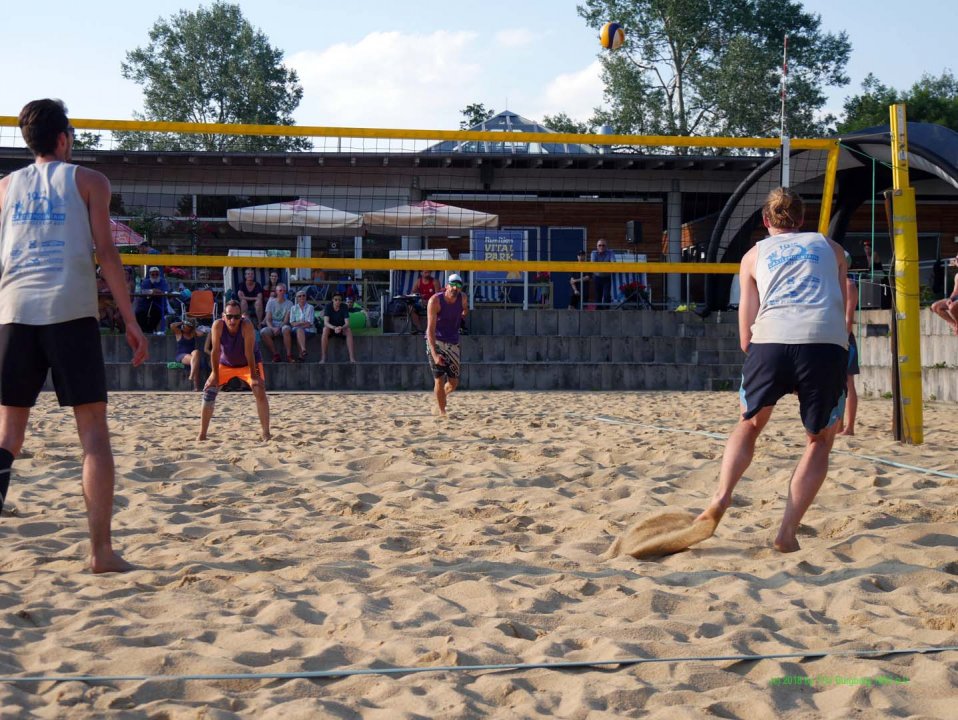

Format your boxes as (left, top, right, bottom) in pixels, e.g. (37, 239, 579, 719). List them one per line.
(184, 289, 216, 325)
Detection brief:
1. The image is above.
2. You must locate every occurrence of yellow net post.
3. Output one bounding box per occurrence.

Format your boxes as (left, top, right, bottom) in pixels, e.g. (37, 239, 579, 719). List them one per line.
(889, 103, 923, 444)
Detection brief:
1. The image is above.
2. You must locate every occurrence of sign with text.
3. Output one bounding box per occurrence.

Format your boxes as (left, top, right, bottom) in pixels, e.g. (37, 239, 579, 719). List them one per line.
(471, 229, 527, 282)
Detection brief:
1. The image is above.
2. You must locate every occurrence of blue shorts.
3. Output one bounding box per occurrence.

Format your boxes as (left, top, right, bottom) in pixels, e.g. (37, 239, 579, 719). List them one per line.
(740, 343, 848, 434)
(847, 333, 860, 375)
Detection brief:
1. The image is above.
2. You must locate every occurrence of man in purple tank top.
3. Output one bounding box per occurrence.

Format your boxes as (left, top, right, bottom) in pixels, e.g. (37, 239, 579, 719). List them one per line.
(426, 273, 468, 416)
(198, 299, 271, 441)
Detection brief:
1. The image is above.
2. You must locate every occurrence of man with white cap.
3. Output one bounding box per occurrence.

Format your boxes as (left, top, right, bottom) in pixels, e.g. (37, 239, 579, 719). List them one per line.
(426, 273, 468, 416)
(135, 265, 169, 333)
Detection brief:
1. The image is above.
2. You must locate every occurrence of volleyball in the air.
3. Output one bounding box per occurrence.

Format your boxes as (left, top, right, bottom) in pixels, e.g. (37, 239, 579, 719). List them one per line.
(600, 22, 625, 51)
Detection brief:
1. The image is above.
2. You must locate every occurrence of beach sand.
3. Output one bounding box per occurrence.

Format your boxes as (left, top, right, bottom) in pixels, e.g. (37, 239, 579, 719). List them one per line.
(1, 390, 955, 718)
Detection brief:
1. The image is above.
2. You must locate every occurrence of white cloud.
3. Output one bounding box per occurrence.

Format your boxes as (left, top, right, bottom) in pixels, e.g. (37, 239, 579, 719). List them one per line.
(532, 60, 605, 124)
(288, 31, 483, 131)
(494, 29, 528, 49)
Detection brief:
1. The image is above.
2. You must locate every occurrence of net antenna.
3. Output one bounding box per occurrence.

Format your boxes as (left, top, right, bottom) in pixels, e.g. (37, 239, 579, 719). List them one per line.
(779, 34, 790, 189)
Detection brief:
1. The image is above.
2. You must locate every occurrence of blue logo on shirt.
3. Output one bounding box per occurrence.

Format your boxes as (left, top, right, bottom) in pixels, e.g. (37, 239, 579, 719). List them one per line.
(766, 243, 819, 269)
(11, 190, 67, 226)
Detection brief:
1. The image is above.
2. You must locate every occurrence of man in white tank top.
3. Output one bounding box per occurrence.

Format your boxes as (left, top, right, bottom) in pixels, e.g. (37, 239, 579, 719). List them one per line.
(0, 99, 148, 573)
(696, 188, 848, 553)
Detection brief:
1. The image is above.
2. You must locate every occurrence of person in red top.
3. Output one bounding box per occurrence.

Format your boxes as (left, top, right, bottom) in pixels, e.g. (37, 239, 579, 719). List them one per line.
(410, 270, 440, 332)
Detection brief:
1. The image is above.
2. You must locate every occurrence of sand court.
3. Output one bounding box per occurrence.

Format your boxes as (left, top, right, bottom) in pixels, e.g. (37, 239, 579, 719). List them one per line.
(0, 391, 956, 718)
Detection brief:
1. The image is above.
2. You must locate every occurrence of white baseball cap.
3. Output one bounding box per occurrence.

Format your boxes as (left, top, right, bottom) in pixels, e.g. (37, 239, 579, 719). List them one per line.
(447, 273, 463, 286)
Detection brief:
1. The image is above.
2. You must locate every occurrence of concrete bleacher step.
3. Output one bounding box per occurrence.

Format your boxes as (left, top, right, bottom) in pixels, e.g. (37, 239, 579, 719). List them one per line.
(100, 333, 745, 365)
(94, 309, 748, 392)
(106, 360, 747, 392)
(467, 309, 739, 338)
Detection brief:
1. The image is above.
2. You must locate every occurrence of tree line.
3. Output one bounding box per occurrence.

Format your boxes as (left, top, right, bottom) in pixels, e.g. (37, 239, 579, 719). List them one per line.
(105, 0, 957, 153)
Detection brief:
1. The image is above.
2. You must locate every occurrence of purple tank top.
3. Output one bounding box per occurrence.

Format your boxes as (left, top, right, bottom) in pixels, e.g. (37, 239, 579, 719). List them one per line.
(435, 292, 462, 344)
(219, 321, 262, 367)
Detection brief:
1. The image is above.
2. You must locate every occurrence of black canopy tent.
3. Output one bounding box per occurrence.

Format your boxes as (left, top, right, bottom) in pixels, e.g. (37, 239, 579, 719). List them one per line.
(703, 123, 958, 312)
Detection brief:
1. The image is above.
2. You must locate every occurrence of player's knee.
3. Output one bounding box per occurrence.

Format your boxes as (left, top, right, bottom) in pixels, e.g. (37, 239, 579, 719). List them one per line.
(202, 386, 219, 404)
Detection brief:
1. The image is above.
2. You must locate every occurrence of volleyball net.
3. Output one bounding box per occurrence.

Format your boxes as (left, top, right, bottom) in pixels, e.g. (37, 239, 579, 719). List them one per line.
(0, 116, 839, 309)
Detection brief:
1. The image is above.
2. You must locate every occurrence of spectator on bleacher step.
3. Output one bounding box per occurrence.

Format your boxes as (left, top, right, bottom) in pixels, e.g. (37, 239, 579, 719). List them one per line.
(171, 318, 207, 391)
(135, 266, 168, 333)
(260, 283, 293, 362)
(236, 268, 264, 325)
(930, 254, 958, 334)
(321, 292, 356, 363)
(289, 290, 316, 362)
(263, 271, 281, 302)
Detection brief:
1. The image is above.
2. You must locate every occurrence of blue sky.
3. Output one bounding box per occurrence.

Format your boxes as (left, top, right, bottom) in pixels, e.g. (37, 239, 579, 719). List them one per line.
(1, 0, 952, 133)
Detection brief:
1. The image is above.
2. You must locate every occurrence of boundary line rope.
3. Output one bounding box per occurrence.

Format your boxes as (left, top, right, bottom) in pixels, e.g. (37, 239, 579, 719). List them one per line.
(0, 645, 953, 685)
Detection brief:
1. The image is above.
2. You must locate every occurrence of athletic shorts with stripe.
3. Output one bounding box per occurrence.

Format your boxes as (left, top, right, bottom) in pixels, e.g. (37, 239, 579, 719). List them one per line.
(739, 343, 848, 435)
(426, 339, 461, 379)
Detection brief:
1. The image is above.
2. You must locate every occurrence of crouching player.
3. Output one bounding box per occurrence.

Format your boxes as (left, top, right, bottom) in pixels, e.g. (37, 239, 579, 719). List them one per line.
(199, 300, 271, 441)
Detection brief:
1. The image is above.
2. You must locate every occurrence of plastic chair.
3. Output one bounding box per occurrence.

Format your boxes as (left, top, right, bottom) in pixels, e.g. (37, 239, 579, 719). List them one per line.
(184, 289, 216, 325)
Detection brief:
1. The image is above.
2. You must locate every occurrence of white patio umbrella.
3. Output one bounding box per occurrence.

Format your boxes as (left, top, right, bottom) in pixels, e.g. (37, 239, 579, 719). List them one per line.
(362, 200, 498, 235)
(110, 219, 146, 247)
(226, 198, 363, 236)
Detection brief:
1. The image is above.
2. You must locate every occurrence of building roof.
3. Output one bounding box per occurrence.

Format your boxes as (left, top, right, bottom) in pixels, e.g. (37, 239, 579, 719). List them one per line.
(424, 110, 602, 155)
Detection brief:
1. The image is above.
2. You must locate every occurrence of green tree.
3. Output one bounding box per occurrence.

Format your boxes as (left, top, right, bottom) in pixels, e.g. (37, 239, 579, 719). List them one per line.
(459, 103, 496, 129)
(578, 0, 850, 138)
(838, 71, 958, 133)
(541, 112, 594, 134)
(119, 1, 308, 151)
(72, 132, 102, 150)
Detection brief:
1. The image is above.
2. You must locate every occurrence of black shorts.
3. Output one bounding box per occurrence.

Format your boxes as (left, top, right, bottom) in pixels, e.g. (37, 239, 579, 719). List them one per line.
(0, 317, 107, 408)
(740, 343, 847, 434)
(847, 333, 860, 375)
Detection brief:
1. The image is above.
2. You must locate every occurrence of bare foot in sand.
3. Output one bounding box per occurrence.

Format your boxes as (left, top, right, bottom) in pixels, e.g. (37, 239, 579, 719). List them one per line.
(838, 428, 854, 436)
(695, 498, 729, 526)
(773, 536, 801, 553)
(90, 550, 134, 574)
(197, 432, 207, 441)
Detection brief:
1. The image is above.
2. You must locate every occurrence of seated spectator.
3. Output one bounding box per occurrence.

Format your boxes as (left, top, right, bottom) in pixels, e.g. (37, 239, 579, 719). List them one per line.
(170, 318, 208, 391)
(135, 266, 169, 334)
(263, 270, 281, 302)
(321, 292, 357, 363)
(236, 268, 264, 325)
(569, 250, 592, 309)
(260, 283, 293, 362)
(410, 269, 439, 332)
(931, 254, 958, 334)
(289, 290, 316, 361)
